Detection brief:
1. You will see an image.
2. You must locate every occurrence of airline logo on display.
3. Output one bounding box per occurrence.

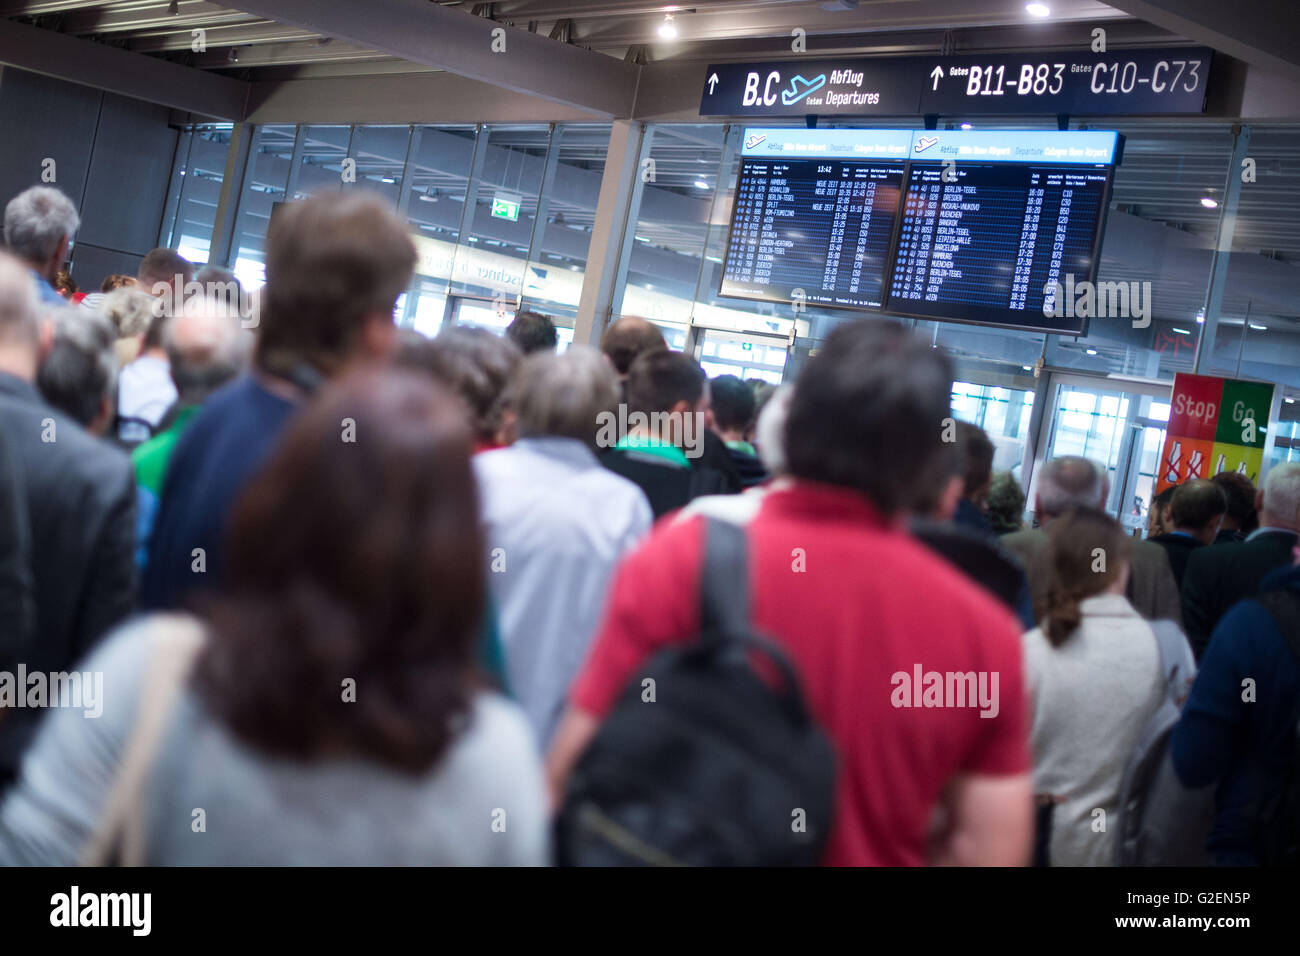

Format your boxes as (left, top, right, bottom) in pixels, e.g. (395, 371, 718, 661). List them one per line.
(1155, 373, 1274, 494)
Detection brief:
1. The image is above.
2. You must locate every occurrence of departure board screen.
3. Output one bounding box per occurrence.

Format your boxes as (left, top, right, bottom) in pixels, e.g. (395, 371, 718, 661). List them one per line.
(717, 128, 1120, 335)
(721, 158, 903, 309)
(886, 162, 1111, 334)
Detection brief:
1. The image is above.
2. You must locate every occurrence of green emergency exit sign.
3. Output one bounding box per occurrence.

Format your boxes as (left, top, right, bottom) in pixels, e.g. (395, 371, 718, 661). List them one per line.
(491, 196, 520, 221)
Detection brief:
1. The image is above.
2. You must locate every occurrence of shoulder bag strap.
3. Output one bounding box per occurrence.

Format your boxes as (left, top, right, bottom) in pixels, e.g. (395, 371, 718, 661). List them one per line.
(81, 614, 206, 867)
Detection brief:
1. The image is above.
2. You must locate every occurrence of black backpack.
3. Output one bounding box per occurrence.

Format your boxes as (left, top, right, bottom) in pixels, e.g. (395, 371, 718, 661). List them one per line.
(1254, 588, 1300, 866)
(555, 517, 837, 866)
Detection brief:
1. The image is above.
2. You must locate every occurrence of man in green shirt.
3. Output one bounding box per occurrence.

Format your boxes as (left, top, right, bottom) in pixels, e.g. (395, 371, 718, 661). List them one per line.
(131, 293, 247, 569)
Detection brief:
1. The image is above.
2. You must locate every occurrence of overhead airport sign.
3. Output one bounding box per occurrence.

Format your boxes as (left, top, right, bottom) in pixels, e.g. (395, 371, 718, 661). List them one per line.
(700, 47, 1213, 117)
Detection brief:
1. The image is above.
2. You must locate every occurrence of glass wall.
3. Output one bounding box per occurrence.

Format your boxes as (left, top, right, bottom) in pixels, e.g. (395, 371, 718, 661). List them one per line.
(159, 124, 232, 265)
(158, 119, 1300, 418)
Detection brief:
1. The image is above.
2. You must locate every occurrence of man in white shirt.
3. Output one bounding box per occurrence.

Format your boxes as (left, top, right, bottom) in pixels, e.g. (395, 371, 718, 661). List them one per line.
(475, 346, 652, 747)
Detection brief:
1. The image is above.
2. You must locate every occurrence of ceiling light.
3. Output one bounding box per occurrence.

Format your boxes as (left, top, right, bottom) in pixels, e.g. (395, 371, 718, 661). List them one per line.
(1200, 196, 1218, 208)
(1025, 2, 1050, 17)
(1085, 348, 1098, 355)
(694, 179, 709, 189)
(168, 0, 179, 14)
(379, 176, 396, 184)
(1196, 311, 1205, 324)
(960, 123, 972, 130)
(227, 48, 239, 63)
(658, 14, 678, 39)
(1172, 327, 1191, 335)
(1022, 365, 1033, 371)
(419, 186, 438, 202)
(1287, 397, 1296, 405)
(1250, 322, 1268, 330)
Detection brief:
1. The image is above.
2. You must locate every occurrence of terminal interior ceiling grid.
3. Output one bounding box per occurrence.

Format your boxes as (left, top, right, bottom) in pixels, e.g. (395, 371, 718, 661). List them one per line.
(2, 0, 1300, 527)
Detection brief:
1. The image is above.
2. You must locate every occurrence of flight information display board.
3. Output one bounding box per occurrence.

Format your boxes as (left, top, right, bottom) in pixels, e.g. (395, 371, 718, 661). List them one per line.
(721, 130, 910, 309)
(718, 128, 1121, 335)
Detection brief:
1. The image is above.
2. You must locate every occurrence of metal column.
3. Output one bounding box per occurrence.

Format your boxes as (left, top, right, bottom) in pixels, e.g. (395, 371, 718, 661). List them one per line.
(208, 122, 255, 269)
(1192, 125, 1252, 374)
(574, 120, 649, 347)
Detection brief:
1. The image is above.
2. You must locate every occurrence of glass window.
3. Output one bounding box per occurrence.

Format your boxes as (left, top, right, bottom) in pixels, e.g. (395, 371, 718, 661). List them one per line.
(289, 125, 352, 200)
(449, 124, 551, 309)
(618, 124, 726, 330)
(1048, 123, 1236, 380)
(401, 125, 480, 330)
(519, 125, 612, 340)
(951, 381, 1035, 479)
(160, 124, 231, 266)
(1205, 127, 1300, 390)
(348, 125, 411, 208)
(229, 124, 296, 289)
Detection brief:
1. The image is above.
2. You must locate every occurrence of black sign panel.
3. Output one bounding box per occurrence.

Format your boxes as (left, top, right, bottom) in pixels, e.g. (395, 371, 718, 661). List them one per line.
(918, 49, 1211, 115)
(700, 59, 916, 116)
(699, 48, 1212, 117)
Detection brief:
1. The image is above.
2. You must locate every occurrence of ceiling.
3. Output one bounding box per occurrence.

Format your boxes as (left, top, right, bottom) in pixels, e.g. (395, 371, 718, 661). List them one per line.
(0, 0, 1148, 77)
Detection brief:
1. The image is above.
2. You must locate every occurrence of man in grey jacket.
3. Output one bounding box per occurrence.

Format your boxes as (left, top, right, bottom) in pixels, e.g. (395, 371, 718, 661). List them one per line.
(1003, 456, 1182, 627)
(0, 252, 136, 786)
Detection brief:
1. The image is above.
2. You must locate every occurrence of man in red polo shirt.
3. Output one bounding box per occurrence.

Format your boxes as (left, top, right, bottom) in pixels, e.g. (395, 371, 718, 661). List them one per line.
(548, 320, 1033, 866)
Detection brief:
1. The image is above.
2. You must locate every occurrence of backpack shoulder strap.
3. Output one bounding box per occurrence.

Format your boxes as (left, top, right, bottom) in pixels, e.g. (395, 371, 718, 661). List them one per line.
(1149, 620, 1195, 706)
(1255, 589, 1300, 665)
(700, 517, 749, 637)
(82, 614, 206, 867)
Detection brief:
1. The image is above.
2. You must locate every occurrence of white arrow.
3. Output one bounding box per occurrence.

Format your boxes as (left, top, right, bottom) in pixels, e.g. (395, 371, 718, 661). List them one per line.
(930, 65, 944, 90)
(708, 72, 720, 94)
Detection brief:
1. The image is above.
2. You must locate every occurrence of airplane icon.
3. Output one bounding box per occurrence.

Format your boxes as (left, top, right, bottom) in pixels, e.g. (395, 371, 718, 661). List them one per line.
(781, 74, 826, 106)
(745, 133, 767, 149)
(914, 136, 939, 152)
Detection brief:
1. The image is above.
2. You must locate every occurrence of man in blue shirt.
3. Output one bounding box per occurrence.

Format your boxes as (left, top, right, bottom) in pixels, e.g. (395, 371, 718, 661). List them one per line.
(1173, 546, 1300, 864)
(2, 186, 80, 307)
(141, 193, 417, 611)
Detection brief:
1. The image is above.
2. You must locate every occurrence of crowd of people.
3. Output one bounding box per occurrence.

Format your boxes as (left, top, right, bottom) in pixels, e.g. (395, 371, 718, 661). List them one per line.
(0, 183, 1297, 866)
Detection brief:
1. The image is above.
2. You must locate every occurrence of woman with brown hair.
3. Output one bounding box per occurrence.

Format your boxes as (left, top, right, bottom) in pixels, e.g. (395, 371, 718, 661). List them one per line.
(0, 371, 547, 865)
(1022, 507, 1193, 867)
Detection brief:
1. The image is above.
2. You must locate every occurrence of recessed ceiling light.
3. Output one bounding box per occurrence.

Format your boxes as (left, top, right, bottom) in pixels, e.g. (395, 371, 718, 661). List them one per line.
(1026, 3, 1051, 17)
(1022, 365, 1033, 371)
(694, 179, 709, 189)
(960, 123, 972, 130)
(1200, 196, 1219, 208)
(1287, 397, 1296, 405)
(1250, 322, 1268, 330)
(1172, 327, 1191, 335)
(658, 14, 678, 39)
(1086, 348, 1098, 355)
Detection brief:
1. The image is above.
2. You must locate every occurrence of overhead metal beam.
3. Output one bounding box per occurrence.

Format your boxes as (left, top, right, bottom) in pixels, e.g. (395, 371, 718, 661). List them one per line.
(1105, 0, 1300, 80)
(225, 0, 640, 117)
(243, 70, 600, 125)
(0, 16, 248, 119)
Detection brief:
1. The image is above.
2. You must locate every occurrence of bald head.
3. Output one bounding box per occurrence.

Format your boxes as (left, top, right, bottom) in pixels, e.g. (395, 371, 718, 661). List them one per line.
(1036, 456, 1108, 520)
(165, 294, 246, 405)
(600, 315, 668, 377)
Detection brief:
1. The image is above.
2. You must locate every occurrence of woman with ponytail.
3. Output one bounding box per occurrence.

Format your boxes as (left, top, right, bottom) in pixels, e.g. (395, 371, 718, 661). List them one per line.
(1023, 507, 1194, 866)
